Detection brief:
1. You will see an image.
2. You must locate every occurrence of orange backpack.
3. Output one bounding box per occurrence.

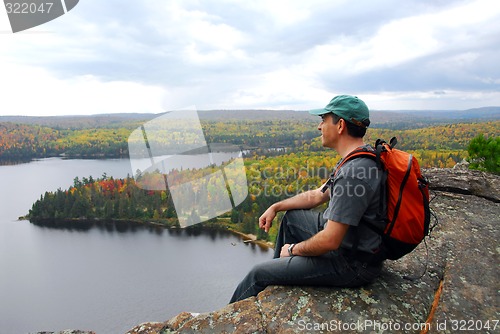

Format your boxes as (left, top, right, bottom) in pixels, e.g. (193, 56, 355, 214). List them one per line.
(327, 137, 431, 260)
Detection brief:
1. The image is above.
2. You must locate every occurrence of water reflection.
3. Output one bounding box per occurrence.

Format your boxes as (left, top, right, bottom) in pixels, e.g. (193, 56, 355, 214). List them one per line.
(0, 159, 32, 166)
(29, 219, 167, 234)
(30, 218, 94, 231)
(28, 219, 271, 252)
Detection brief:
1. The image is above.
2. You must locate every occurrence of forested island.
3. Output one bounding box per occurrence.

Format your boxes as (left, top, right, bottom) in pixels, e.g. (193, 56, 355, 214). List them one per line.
(24, 151, 329, 243)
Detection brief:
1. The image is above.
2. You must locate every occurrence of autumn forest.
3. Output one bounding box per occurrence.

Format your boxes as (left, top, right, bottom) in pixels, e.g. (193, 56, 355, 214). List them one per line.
(2, 108, 499, 242)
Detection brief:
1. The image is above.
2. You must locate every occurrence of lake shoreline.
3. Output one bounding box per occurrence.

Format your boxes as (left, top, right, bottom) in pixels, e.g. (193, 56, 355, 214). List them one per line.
(226, 228, 275, 250)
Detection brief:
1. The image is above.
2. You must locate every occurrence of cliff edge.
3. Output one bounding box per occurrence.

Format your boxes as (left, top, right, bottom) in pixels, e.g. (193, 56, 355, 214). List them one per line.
(125, 167, 499, 334)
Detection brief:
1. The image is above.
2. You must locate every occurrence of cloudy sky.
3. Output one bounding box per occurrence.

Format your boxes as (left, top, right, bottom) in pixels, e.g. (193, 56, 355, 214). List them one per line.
(1, 0, 499, 116)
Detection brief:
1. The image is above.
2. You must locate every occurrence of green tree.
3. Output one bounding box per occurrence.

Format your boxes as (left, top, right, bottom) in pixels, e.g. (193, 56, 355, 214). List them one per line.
(230, 209, 240, 223)
(467, 134, 499, 174)
(104, 200, 115, 219)
(241, 214, 255, 234)
(70, 192, 90, 218)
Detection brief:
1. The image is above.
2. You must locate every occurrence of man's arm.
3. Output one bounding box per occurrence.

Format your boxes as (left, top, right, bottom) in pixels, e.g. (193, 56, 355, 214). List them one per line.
(259, 182, 331, 233)
(279, 219, 349, 257)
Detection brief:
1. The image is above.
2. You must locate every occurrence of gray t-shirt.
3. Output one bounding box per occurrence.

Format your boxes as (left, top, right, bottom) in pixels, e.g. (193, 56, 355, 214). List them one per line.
(323, 150, 385, 254)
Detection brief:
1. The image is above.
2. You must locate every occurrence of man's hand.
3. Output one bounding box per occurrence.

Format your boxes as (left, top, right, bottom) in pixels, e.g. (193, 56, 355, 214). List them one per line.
(280, 243, 293, 258)
(258, 206, 277, 233)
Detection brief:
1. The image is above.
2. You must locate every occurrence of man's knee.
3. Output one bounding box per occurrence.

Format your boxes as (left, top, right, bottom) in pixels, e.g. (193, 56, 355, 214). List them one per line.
(282, 209, 306, 225)
(247, 262, 269, 280)
(245, 259, 284, 285)
(284, 209, 320, 230)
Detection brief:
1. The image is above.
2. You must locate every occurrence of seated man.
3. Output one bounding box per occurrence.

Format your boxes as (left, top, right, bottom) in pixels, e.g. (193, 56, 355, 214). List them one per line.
(230, 95, 385, 303)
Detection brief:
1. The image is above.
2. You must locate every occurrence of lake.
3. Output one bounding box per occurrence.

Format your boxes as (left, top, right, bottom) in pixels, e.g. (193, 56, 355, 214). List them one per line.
(0, 158, 271, 333)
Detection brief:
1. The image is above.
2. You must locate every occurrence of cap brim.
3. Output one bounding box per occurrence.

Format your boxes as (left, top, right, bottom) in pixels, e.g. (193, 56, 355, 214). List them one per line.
(308, 108, 329, 116)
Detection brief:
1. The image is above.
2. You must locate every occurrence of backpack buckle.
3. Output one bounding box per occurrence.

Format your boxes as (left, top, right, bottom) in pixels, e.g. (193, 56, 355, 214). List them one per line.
(321, 176, 334, 193)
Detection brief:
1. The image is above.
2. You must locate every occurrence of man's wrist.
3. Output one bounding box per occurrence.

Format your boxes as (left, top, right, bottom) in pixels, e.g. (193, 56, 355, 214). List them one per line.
(288, 243, 296, 257)
(271, 202, 282, 212)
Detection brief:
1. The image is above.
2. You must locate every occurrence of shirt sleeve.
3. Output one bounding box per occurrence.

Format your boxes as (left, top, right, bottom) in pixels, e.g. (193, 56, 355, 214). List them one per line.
(322, 160, 378, 226)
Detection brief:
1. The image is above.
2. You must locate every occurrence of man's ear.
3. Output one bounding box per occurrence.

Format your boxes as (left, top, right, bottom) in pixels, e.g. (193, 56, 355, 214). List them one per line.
(338, 118, 345, 134)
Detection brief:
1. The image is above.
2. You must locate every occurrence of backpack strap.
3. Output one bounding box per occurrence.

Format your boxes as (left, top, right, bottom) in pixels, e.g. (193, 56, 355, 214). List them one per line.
(322, 145, 386, 264)
(321, 146, 376, 194)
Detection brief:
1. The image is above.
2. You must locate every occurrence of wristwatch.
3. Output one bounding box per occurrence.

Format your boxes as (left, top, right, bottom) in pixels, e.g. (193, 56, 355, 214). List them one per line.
(288, 243, 296, 257)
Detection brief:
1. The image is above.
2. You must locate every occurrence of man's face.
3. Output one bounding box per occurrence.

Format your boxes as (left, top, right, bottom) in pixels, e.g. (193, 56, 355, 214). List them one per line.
(317, 113, 339, 148)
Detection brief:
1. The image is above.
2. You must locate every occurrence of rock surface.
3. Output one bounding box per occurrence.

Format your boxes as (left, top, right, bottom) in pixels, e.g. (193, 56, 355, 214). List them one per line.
(34, 331, 95, 334)
(128, 169, 498, 333)
(424, 167, 500, 202)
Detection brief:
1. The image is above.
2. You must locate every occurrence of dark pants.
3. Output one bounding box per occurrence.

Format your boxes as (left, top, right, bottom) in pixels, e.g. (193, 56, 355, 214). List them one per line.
(229, 210, 382, 303)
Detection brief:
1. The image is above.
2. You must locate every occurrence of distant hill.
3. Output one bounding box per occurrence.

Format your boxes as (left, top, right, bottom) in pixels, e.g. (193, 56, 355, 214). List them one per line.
(1, 107, 499, 130)
(0, 113, 154, 129)
(386, 106, 500, 119)
(371, 107, 500, 129)
(199, 107, 500, 129)
(198, 109, 316, 122)
(200, 108, 497, 122)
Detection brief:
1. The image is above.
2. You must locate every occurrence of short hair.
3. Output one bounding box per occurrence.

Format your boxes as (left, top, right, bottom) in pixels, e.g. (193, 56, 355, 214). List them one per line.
(330, 113, 368, 138)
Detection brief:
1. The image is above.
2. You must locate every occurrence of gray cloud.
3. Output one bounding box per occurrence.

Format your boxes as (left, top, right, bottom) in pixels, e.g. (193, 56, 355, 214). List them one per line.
(1, 0, 499, 114)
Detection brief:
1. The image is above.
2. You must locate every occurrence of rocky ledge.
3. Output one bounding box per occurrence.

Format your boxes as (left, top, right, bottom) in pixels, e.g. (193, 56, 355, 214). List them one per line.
(127, 167, 499, 334)
(34, 331, 95, 334)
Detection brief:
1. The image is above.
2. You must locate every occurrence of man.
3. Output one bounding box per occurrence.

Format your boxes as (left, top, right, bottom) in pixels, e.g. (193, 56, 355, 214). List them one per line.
(229, 95, 386, 303)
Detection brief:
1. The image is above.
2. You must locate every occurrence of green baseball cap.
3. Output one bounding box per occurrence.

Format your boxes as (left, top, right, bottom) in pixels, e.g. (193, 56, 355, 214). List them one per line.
(309, 95, 370, 128)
